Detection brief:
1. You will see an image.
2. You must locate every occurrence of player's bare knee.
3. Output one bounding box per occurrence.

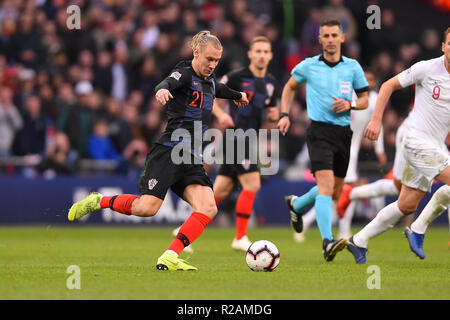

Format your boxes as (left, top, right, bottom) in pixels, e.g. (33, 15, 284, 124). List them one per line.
(318, 186, 334, 197)
(201, 202, 217, 218)
(133, 199, 158, 217)
(245, 183, 260, 193)
(397, 200, 417, 215)
(137, 206, 158, 217)
(144, 207, 158, 217)
(214, 190, 228, 202)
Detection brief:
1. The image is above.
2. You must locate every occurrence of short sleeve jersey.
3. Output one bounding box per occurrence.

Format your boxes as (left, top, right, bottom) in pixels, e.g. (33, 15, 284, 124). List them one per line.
(397, 55, 450, 144)
(291, 55, 369, 126)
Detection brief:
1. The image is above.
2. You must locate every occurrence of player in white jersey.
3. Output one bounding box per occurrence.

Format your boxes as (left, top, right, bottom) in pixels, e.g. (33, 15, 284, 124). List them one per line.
(338, 70, 387, 239)
(336, 115, 410, 237)
(346, 27, 450, 264)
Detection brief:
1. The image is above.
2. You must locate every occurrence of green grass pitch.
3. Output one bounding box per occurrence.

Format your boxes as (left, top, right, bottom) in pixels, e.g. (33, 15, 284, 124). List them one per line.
(0, 226, 449, 300)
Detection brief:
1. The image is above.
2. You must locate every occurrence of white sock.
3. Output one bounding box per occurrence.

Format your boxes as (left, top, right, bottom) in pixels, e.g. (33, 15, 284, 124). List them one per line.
(353, 201, 404, 248)
(350, 179, 399, 200)
(302, 206, 316, 232)
(339, 201, 356, 239)
(331, 200, 338, 226)
(411, 185, 450, 234)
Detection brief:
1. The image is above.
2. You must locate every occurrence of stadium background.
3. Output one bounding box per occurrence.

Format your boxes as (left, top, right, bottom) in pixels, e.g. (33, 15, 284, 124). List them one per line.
(0, 0, 449, 226)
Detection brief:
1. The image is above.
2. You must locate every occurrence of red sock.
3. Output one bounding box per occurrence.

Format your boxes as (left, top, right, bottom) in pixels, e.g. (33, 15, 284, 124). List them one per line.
(235, 190, 256, 240)
(168, 212, 211, 254)
(214, 196, 221, 205)
(99, 194, 138, 215)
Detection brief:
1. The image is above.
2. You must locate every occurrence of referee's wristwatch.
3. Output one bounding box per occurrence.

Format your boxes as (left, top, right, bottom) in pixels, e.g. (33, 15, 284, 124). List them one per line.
(350, 100, 357, 110)
(279, 112, 289, 120)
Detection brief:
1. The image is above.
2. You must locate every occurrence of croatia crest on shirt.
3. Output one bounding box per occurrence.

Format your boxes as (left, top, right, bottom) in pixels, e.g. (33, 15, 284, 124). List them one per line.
(148, 178, 158, 190)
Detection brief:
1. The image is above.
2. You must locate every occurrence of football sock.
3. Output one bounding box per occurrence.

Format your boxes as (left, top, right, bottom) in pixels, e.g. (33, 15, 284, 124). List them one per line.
(338, 201, 356, 239)
(411, 185, 450, 234)
(99, 194, 138, 215)
(235, 190, 256, 240)
(293, 185, 319, 213)
(302, 201, 338, 234)
(350, 179, 399, 200)
(315, 195, 333, 241)
(168, 212, 211, 255)
(331, 200, 338, 225)
(353, 201, 404, 248)
(214, 196, 221, 206)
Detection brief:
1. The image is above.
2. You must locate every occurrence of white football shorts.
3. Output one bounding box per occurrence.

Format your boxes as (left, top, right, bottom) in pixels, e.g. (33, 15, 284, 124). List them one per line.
(401, 129, 448, 192)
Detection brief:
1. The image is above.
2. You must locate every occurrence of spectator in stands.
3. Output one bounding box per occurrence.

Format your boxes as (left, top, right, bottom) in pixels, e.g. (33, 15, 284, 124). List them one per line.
(179, 9, 202, 40)
(105, 98, 132, 155)
(13, 95, 46, 156)
(365, 8, 403, 61)
(121, 102, 141, 140)
(93, 50, 113, 96)
(38, 82, 57, 122)
(300, 7, 322, 57)
(37, 132, 73, 177)
(10, 10, 43, 69)
(321, 0, 358, 42)
(111, 42, 129, 103)
(152, 32, 178, 79)
(0, 86, 22, 157)
(140, 11, 160, 51)
(56, 80, 96, 158)
(132, 55, 159, 106)
(13, 68, 36, 112)
(88, 119, 121, 161)
(415, 28, 442, 62)
(0, 16, 17, 63)
(141, 108, 163, 148)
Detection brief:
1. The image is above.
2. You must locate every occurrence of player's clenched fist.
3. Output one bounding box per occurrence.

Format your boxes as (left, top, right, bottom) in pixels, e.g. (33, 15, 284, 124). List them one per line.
(234, 91, 249, 108)
(277, 116, 290, 134)
(364, 119, 381, 141)
(155, 89, 173, 105)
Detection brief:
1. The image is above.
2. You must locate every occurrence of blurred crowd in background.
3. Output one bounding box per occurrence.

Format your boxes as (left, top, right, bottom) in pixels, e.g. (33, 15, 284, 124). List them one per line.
(0, 0, 448, 180)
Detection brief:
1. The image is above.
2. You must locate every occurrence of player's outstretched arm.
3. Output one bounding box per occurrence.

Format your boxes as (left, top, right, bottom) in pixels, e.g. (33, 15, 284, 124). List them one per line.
(277, 76, 299, 134)
(155, 89, 173, 106)
(364, 75, 402, 141)
(215, 82, 248, 107)
(234, 91, 248, 108)
(154, 69, 190, 106)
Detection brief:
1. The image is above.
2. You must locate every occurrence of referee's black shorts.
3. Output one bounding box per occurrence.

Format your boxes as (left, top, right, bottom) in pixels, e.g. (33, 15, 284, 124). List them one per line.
(137, 144, 213, 200)
(306, 120, 352, 178)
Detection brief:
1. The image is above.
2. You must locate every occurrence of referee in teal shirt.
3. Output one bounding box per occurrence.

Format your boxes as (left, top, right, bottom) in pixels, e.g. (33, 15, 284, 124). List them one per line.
(278, 20, 369, 261)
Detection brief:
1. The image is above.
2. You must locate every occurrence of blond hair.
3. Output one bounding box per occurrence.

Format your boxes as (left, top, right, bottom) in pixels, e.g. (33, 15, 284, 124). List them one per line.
(190, 30, 222, 51)
(249, 36, 271, 50)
